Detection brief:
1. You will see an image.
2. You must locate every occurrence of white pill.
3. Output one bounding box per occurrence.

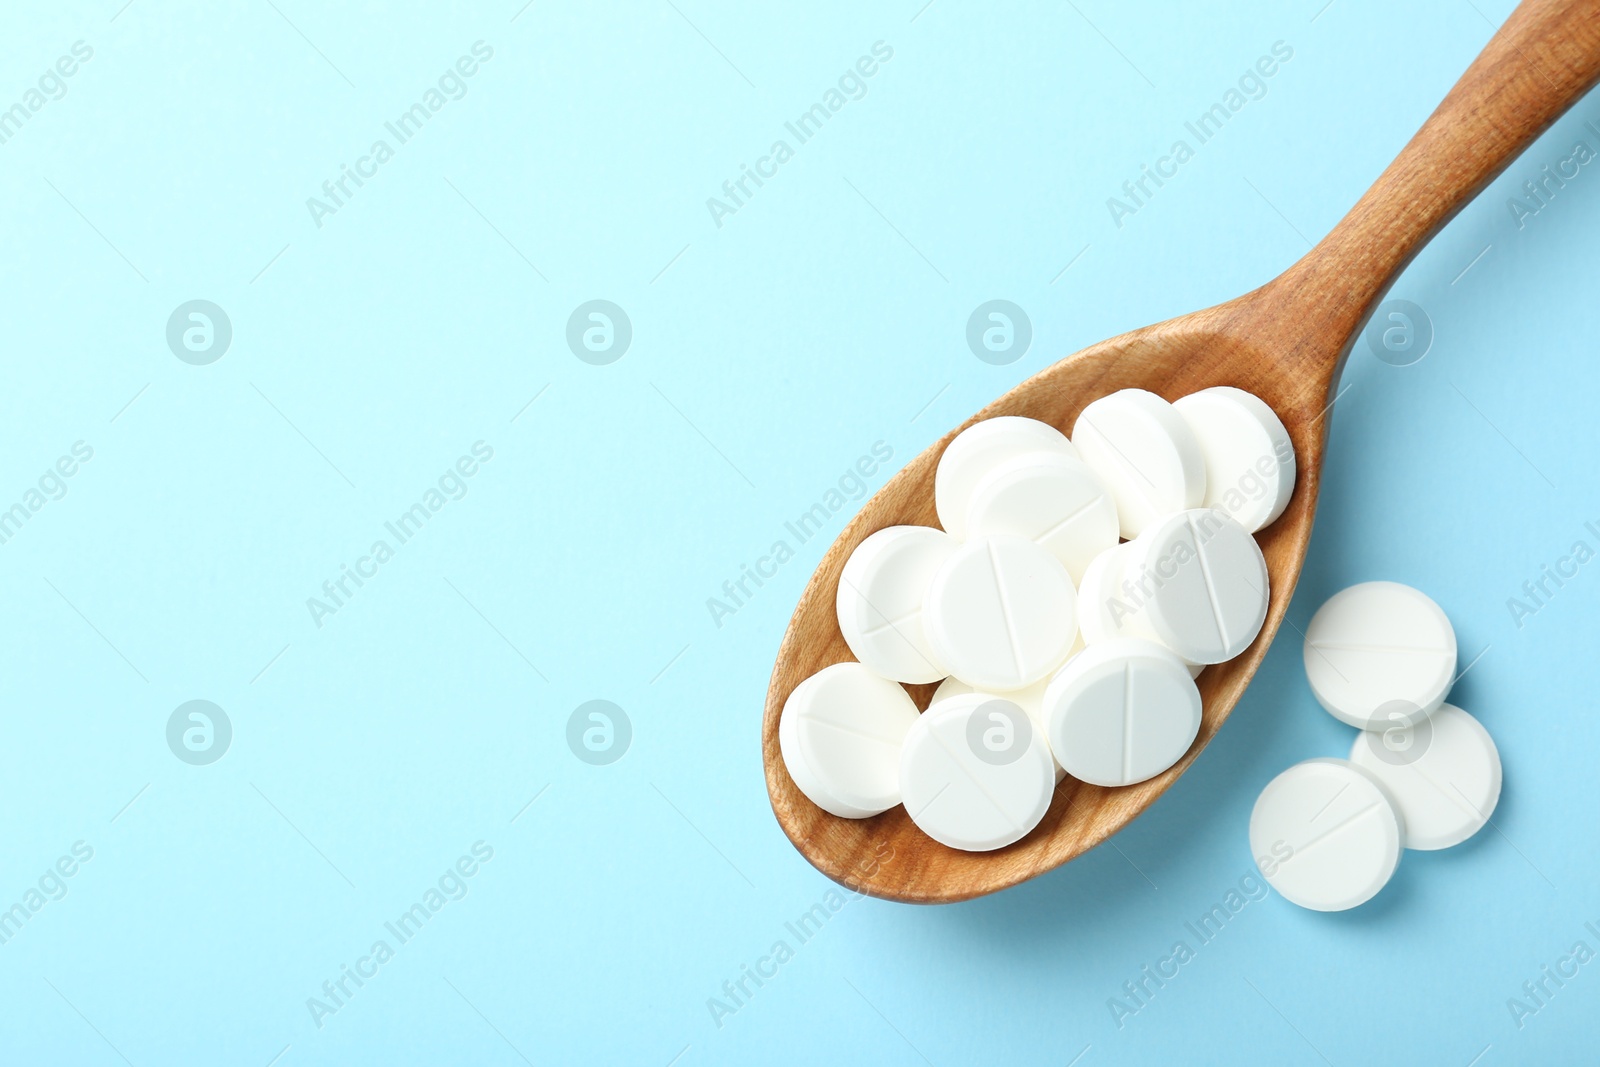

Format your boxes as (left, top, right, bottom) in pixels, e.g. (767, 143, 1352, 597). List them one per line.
(924, 536, 1078, 690)
(1173, 386, 1296, 533)
(1303, 582, 1457, 729)
(1071, 389, 1206, 538)
(899, 692, 1056, 851)
(931, 675, 1065, 780)
(934, 416, 1077, 539)
(1119, 509, 1269, 664)
(778, 663, 921, 819)
(1250, 758, 1404, 912)
(1075, 545, 1204, 677)
(836, 526, 956, 684)
(1042, 638, 1201, 787)
(1348, 704, 1501, 850)
(964, 451, 1119, 584)
(1074, 544, 1138, 647)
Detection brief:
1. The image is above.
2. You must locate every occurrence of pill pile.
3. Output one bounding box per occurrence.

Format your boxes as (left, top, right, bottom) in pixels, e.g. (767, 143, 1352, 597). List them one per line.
(1250, 581, 1501, 911)
(781, 386, 1297, 852)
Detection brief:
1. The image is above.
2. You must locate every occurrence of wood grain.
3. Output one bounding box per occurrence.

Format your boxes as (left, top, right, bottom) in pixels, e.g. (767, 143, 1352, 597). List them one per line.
(763, 0, 1600, 904)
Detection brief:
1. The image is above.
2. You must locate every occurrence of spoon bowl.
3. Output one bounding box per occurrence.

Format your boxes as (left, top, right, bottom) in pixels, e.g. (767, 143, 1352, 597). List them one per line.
(764, 304, 1320, 903)
(763, 0, 1600, 903)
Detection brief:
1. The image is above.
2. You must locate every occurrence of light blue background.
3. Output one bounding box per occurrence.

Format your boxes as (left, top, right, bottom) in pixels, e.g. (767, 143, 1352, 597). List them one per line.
(2, 1, 1597, 1063)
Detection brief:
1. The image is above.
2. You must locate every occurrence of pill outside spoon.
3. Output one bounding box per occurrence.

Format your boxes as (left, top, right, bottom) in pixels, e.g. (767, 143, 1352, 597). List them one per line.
(763, 0, 1600, 903)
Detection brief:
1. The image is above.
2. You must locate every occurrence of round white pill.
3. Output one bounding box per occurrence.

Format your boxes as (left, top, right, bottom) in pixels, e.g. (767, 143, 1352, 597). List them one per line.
(779, 662, 922, 819)
(899, 692, 1056, 851)
(931, 675, 1065, 780)
(1075, 545, 1204, 677)
(934, 416, 1078, 539)
(964, 451, 1119, 584)
(1303, 582, 1457, 729)
(1042, 638, 1200, 787)
(836, 526, 956, 684)
(1119, 509, 1269, 664)
(924, 536, 1078, 690)
(1348, 704, 1501, 850)
(1071, 389, 1206, 538)
(1173, 386, 1296, 533)
(1250, 758, 1404, 912)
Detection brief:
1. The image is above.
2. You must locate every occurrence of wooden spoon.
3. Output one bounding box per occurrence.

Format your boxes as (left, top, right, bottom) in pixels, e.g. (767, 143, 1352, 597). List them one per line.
(762, 0, 1600, 904)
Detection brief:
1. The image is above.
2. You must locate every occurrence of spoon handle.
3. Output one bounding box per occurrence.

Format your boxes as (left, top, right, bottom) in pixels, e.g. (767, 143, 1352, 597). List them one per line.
(1271, 0, 1600, 381)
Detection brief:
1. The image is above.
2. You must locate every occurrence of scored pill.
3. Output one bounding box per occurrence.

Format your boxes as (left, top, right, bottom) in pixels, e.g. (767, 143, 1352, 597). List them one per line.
(964, 451, 1119, 584)
(1250, 758, 1404, 912)
(836, 526, 956, 684)
(1348, 704, 1501, 850)
(1071, 389, 1207, 539)
(1119, 509, 1269, 664)
(779, 663, 922, 819)
(1303, 581, 1457, 729)
(1042, 638, 1201, 788)
(899, 693, 1056, 852)
(924, 535, 1078, 690)
(934, 416, 1078, 540)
